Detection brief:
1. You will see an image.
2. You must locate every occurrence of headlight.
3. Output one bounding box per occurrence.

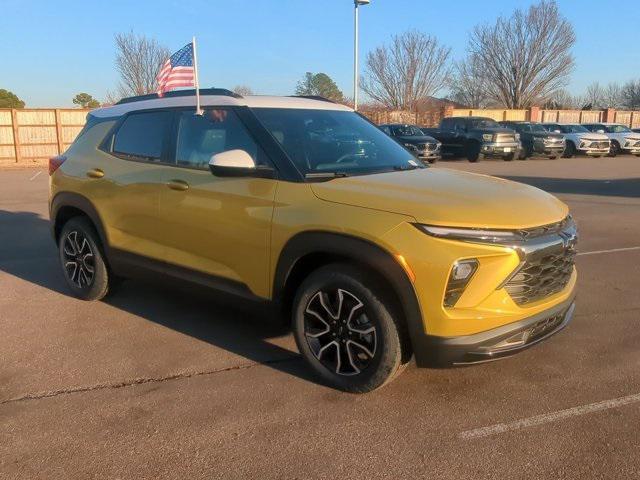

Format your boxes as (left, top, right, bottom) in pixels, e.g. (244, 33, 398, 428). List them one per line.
(416, 224, 524, 245)
(404, 143, 417, 151)
(515, 133, 521, 141)
(482, 134, 493, 142)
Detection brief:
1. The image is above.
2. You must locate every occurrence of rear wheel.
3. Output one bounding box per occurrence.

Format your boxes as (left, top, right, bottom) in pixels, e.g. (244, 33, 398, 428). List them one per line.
(465, 142, 481, 162)
(292, 264, 407, 393)
(58, 217, 111, 301)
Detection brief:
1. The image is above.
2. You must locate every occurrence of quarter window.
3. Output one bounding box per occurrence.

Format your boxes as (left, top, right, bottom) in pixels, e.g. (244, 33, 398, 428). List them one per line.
(175, 108, 263, 170)
(113, 111, 172, 160)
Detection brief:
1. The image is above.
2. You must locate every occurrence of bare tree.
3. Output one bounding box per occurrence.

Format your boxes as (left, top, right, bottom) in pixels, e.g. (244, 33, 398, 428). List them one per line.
(361, 30, 451, 110)
(583, 82, 604, 109)
(233, 85, 254, 96)
(469, 0, 575, 108)
(621, 79, 640, 110)
(113, 32, 169, 100)
(602, 82, 622, 108)
(448, 54, 488, 108)
(543, 89, 581, 109)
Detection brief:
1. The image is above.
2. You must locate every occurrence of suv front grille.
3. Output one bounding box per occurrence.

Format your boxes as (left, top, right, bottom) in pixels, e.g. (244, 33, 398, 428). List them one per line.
(496, 133, 516, 143)
(589, 141, 609, 149)
(502, 217, 577, 306)
(505, 246, 575, 305)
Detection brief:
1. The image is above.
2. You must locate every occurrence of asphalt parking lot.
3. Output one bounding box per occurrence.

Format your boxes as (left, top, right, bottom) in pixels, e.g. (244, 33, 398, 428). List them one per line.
(1, 156, 639, 479)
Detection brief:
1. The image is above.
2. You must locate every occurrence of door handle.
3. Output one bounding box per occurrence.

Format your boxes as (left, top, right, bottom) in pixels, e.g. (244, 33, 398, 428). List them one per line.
(167, 179, 189, 191)
(86, 168, 104, 179)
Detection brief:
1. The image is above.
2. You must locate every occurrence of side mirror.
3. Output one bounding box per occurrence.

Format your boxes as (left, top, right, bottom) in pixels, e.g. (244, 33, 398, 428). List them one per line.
(596, 129, 605, 134)
(208, 149, 274, 178)
(554, 130, 561, 134)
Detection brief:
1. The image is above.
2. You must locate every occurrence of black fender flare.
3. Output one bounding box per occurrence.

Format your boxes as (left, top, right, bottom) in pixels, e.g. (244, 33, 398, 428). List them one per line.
(273, 231, 429, 366)
(50, 192, 109, 250)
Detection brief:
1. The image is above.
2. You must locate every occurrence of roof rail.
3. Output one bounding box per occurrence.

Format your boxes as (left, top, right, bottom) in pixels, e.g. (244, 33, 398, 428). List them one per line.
(289, 95, 336, 104)
(115, 88, 241, 105)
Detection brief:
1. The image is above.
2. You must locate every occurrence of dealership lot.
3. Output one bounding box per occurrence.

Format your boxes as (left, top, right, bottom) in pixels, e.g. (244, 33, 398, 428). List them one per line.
(1, 156, 639, 479)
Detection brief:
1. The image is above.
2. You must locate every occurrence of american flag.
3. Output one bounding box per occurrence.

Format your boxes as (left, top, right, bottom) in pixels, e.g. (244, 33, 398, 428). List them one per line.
(156, 42, 195, 96)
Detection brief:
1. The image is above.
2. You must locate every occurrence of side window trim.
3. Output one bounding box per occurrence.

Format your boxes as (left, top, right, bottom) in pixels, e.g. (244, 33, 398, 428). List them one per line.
(100, 108, 175, 165)
(166, 106, 278, 174)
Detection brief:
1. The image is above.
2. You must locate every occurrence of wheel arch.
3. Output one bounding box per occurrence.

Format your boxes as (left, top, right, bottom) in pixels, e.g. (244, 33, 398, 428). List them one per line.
(50, 192, 108, 249)
(273, 231, 427, 365)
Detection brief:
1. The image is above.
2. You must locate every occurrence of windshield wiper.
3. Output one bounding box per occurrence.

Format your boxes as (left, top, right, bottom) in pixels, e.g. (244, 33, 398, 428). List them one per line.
(304, 172, 350, 180)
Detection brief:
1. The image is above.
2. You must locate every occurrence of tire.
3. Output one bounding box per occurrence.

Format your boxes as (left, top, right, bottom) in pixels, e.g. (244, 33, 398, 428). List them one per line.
(292, 264, 406, 393)
(427, 157, 437, 164)
(608, 140, 620, 157)
(58, 216, 111, 301)
(518, 145, 529, 160)
(548, 156, 557, 160)
(562, 141, 576, 158)
(465, 142, 481, 162)
(503, 153, 515, 161)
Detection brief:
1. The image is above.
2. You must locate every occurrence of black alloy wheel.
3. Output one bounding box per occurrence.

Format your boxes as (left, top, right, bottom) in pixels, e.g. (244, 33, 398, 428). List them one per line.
(303, 288, 377, 376)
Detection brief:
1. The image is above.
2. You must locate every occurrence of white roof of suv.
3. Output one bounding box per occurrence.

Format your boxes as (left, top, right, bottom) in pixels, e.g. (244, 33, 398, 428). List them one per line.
(93, 94, 353, 118)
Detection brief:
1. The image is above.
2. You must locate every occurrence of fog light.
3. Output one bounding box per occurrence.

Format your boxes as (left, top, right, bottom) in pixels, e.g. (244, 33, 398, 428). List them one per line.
(444, 259, 479, 307)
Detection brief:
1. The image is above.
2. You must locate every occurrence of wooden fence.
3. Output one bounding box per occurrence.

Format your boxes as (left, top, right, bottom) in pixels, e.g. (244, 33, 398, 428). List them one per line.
(450, 107, 640, 128)
(0, 108, 91, 166)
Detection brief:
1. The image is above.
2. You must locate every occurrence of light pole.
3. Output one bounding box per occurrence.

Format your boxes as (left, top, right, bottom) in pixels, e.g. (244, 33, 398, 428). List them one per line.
(353, 0, 369, 111)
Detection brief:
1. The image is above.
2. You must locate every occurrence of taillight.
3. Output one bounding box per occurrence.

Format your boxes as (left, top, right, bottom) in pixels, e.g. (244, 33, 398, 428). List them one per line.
(49, 155, 67, 175)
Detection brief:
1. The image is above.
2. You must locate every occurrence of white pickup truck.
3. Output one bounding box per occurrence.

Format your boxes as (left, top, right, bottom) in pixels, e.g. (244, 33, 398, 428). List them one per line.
(542, 123, 610, 158)
(582, 123, 640, 157)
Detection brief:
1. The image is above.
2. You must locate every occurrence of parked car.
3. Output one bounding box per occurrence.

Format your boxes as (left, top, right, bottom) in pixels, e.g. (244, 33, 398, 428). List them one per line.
(499, 121, 565, 159)
(49, 89, 577, 393)
(422, 116, 520, 162)
(379, 123, 441, 163)
(542, 123, 610, 158)
(633, 128, 640, 134)
(581, 123, 640, 157)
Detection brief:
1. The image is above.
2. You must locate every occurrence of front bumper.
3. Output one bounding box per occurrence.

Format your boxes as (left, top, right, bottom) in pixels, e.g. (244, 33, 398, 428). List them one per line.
(481, 142, 520, 157)
(416, 294, 576, 366)
(533, 140, 565, 156)
(417, 149, 441, 161)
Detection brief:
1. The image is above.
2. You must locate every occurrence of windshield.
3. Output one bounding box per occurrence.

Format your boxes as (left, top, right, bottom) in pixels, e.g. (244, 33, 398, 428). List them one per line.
(606, 124, 631, 133)
(391, 125, 423, 137)
(562, 124, 589, 133)
(252, 108, 420, 176)
(531, 124, 547, 133)
(469, 118, 499, 129)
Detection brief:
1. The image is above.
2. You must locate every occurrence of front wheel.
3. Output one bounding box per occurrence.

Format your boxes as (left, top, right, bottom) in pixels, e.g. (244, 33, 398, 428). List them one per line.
(608, 141, 620, 157)
(562, 141, 576, 158)
(58, 217, 111, 301)
(292, 264, 407, 393)
(503, 153, 515, 161)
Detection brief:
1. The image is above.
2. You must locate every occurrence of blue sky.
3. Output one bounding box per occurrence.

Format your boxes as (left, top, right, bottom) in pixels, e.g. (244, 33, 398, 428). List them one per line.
(2, 0, 639, 107)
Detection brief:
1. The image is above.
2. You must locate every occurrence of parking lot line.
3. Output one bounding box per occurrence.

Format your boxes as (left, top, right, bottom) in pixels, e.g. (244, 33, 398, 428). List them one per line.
(577, 246, 640, 256)
(29, 171, 42, 181)
(459, 393, 640, 440)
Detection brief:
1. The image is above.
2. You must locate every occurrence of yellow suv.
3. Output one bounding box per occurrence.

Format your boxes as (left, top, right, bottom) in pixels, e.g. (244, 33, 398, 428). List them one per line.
(49, 89, 577, 393)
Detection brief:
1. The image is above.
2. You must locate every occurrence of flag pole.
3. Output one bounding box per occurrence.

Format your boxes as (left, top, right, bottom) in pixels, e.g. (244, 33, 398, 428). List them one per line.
(192, 36, 202, 115)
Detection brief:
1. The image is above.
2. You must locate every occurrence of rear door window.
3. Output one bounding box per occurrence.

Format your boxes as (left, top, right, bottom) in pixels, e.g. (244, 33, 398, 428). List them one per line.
(113, 111, 172, 161)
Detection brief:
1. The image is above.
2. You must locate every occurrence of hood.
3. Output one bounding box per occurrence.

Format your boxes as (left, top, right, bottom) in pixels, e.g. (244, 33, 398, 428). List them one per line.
(470, 127, 515, 135)
(311, 168, 568, 229)
(396, 135, 438, 144)
(573, 132, 609, 141)
(532, 132, 564, 140)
